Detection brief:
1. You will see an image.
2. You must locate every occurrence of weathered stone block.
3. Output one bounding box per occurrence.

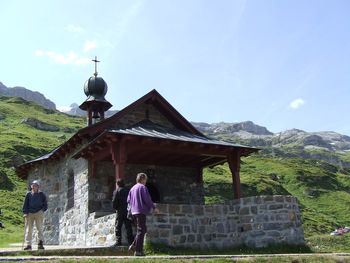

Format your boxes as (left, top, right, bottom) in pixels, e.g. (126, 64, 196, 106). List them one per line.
(263, 196, 273, 202)
(241, 224, 252, 231)
(170, 218, 177, 224)
(239, 207, 250, 215)
(194, 206, 204, 216)
(159, 229, 170, 238)
(274, 196, 284, 203)
(173, 225, 183, 235)
(263, 223, 284, 230)
(169, 205, 179, 214)
(156, 215, 168, 223)
(205, 206, 214, 213)
(240, 216, 254, 223)
(180, 235, 186, 243)
(269, 204, 284, 210)
(250, 206, 257, 214)
(267, 230, 281, 237)
(158, 224, 172, 229)
(242, 197, 252, 205)
(187, 234, 195, 243)
(250, 230, 265, 237)
(216, 223, 225, 233)
(179, 218, 189, 224)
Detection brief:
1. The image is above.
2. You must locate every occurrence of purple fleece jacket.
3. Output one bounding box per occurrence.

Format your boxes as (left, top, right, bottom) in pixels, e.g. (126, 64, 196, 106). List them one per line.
(127, 183, 155, 215)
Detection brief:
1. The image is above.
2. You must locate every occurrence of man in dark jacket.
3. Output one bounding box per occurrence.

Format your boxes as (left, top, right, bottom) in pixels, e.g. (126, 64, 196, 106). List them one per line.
(22, 180, 48, 250)
(111, 178, 133, 247)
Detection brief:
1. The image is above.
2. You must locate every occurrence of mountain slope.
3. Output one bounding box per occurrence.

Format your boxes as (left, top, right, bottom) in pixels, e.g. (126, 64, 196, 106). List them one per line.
(193, 121, 350, 167)
(0, 96, 85, 245)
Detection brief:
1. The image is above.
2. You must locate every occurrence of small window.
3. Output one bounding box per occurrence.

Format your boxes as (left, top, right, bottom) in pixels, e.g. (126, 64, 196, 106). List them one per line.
(66, 169, 74, 210)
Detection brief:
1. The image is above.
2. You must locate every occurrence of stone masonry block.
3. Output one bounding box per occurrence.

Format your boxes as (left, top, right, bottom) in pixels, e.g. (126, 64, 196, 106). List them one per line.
(173, 225, 183, 235)
(239, 207, 250, 215)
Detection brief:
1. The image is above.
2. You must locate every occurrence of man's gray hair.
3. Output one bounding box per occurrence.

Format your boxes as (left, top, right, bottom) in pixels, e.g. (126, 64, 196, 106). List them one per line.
(136, 173, 147, 183)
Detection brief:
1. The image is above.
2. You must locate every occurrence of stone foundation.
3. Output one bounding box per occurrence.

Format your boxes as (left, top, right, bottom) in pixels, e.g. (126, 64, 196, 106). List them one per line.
(86, 195, 304, 248)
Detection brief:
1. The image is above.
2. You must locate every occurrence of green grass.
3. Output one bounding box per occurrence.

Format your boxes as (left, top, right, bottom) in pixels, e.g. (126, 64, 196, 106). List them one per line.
(307, 233, 350, 253)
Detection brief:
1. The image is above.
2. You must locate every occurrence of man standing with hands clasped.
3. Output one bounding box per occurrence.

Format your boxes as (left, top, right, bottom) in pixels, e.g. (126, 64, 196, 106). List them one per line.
(22, 180, 48, 250)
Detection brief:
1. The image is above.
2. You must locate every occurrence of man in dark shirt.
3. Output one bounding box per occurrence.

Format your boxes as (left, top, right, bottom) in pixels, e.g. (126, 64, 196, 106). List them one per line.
(22, 180, 48, 250)
(111, 178, 133, 247)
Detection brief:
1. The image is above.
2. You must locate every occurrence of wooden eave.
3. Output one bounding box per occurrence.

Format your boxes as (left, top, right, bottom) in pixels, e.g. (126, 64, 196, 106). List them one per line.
(73, 132, 258, 168)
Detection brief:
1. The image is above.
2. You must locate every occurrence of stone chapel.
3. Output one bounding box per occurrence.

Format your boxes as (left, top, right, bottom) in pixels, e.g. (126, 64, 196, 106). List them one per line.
(16, 63, 304, 248)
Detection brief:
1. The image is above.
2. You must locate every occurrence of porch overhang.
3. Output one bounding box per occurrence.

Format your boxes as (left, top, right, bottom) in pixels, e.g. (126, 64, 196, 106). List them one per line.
(73, 130, 258, 168)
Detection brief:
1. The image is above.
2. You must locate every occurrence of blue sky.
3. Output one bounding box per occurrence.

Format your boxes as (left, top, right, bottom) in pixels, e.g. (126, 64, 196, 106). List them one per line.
(1, 0, 350, 134)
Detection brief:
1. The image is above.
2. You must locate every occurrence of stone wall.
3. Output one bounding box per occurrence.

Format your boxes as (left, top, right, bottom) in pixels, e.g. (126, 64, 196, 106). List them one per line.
(112, 103, 174, 129)
(86, 195, 304, 248)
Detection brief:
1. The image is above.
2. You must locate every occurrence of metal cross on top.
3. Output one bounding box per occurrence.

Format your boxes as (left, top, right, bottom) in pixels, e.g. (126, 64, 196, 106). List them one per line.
(92, 56, 100, 76)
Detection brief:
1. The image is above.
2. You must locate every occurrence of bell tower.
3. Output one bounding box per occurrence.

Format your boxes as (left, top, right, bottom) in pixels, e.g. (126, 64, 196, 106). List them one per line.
(79, 56, 112, 126)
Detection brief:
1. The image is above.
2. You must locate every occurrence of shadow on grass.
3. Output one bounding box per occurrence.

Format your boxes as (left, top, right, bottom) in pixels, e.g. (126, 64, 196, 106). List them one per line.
(144, 242, 312, 256)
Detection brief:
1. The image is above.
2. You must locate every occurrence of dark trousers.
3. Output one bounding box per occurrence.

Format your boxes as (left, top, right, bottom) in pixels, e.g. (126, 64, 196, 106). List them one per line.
(115, 212, 133, 245)
(132, 214, 147, 253)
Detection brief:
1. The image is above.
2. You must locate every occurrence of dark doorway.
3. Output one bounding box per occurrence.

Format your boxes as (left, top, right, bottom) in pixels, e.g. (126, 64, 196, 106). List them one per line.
(146, 182, 160, 203)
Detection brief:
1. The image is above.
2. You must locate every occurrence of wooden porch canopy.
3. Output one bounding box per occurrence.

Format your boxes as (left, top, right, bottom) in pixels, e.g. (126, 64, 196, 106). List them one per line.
(73, 120, 259, 199)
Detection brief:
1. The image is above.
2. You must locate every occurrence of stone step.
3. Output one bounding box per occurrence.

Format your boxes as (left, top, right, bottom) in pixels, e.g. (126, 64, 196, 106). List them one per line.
(0, 245, 132, 257)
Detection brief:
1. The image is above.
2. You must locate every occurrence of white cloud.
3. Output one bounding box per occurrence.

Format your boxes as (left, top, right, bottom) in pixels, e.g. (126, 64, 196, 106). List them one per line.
(35, 50, 91, 65)
(83, 40, 97, 52)
(67, 24, 84, 33)
(289, 98, 305, 109)
(57, 106, 72, 112)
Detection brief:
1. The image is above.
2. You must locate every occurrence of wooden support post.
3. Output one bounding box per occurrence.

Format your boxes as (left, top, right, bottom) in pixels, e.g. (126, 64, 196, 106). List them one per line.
(111, 139, 127, 180)
(196, 166, 203, 183)
(227, 150, 241, 199)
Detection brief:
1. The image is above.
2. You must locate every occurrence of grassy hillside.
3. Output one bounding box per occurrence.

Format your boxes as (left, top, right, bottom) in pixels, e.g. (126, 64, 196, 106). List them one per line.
(0, 96, 85, 246)
(1, 95, 350, 249)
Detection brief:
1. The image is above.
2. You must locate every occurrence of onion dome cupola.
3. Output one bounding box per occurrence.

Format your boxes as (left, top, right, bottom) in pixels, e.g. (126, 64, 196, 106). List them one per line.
(79, 56, 112, 126)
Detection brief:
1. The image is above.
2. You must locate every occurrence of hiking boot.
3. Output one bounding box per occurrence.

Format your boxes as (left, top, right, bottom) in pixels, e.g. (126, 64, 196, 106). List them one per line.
(134, 251, 145, 256)
(23, 245, 32, 250)
(38, 240, 44, 250)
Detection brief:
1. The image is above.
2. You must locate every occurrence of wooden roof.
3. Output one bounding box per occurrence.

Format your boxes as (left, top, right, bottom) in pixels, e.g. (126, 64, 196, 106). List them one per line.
(16, 89, 259, 178)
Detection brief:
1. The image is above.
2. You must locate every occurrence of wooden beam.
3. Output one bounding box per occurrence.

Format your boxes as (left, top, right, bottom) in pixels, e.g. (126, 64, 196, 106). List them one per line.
(127, 143, 230, 156)
(227, 151, 241, 199)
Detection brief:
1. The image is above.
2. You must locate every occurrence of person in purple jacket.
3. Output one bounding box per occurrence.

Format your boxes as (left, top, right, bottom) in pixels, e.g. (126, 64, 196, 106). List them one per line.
(127, 173, 159, 256)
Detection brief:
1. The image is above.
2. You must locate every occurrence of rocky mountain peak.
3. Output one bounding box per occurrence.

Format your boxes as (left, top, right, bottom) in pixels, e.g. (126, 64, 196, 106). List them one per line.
(0, 82, 56, 110)
(192, 120, 273, 136)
